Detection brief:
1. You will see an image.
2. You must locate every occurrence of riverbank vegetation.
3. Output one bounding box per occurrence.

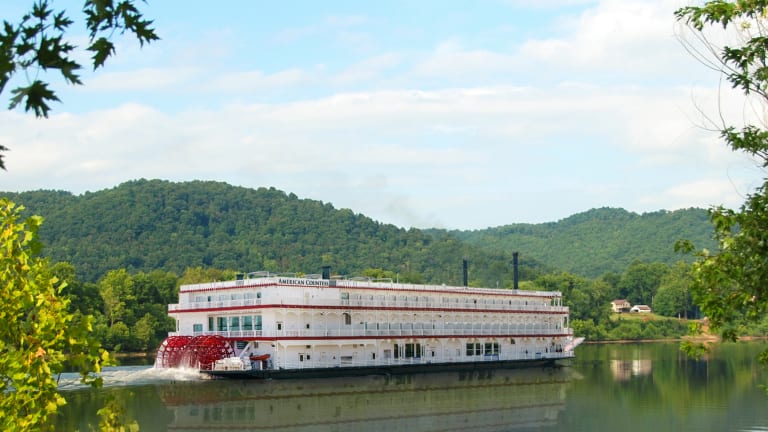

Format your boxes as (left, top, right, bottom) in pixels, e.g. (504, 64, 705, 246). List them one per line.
(44, 253, 768, 356)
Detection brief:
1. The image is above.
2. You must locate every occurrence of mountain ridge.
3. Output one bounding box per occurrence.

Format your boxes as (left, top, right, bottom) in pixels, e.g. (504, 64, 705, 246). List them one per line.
(3, 179, 715, 281)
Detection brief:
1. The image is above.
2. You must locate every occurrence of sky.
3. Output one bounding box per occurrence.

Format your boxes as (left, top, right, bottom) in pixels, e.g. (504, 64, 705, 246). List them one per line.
(1, 0, 765, 230)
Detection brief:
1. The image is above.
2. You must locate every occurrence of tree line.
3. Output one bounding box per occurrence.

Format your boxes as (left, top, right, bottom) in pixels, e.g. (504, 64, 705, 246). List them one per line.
(53, 255, 767, 354)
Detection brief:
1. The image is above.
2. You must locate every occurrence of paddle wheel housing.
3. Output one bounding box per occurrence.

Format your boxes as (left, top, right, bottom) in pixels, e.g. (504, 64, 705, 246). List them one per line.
(155, 336, 193, 368)
(155, 335, 235, 370)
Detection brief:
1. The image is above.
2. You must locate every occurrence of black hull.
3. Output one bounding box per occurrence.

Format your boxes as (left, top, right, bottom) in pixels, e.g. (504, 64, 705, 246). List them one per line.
(202, 357, 570, 380)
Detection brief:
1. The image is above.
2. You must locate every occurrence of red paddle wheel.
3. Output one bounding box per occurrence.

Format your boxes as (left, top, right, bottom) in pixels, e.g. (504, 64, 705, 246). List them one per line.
(155, 336, 193, 368)
(155, 335, 235, 370)
(185, 335, 236, 370)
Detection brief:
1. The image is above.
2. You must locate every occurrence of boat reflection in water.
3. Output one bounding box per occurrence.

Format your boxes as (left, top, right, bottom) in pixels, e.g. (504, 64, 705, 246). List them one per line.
(161, 367, 574, 431)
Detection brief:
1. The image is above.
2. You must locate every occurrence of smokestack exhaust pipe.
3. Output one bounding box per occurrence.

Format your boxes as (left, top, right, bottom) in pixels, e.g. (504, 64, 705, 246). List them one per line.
(322, 266, 331, 280)
(512, 252, 519, 290)
(462, 257, 468, 287)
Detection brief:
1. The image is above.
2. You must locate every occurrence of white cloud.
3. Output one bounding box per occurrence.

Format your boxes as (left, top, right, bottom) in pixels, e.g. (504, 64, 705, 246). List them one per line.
(519, 0, 694, 77)
(3, 77, 758, 228)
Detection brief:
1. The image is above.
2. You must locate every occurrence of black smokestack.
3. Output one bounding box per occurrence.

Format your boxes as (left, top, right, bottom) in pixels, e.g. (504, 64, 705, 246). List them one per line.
(462, 257, 468, 287)
(322, 266, 331, 280)
(512, 252, 519, 290)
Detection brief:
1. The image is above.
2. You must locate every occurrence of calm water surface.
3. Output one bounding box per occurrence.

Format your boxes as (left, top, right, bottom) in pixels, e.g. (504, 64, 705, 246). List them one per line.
(56, 342, 768, 431)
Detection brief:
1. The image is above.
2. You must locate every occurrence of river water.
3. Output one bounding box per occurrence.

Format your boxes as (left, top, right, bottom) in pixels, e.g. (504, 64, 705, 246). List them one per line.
(55, 341, 768, 431)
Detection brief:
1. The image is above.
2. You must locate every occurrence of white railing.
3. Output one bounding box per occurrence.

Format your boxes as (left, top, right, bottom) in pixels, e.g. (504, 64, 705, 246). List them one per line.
(176, 327, 572, 339)
(169, 298, 566, 313)
(169, 298, 262, 311)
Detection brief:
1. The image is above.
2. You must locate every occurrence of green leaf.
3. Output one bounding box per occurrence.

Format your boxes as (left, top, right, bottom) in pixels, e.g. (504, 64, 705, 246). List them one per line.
(9, 80, 60, 117)
(87, 37, 115, 69)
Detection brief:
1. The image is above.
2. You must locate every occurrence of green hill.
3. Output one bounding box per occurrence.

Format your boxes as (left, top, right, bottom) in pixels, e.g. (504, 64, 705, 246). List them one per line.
(2, 179, 547, 284)
(3, 181, 715, 282)
(435, 207, 716, 278)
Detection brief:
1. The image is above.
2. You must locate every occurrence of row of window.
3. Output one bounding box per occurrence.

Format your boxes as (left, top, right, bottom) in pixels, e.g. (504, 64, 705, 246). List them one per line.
(393, 343, 424, 359)
(341, 292, 549, 307)
(466, 342, 500, 356)
(193, 315, 263, 332)
(193, 292, 261, 302)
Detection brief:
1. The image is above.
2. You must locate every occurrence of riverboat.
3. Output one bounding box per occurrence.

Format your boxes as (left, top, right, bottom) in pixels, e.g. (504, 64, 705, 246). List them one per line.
(156, 267, 583, 378)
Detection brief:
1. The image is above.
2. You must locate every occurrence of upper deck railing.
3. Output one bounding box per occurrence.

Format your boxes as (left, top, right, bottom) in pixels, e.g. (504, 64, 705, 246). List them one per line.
(169, 297, 568, 313)
(166, 326, 574, 339)
(179, 274, 562, 299)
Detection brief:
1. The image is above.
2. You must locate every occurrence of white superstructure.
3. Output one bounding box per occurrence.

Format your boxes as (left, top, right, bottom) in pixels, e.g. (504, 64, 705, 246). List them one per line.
(157, 271, 581, 376)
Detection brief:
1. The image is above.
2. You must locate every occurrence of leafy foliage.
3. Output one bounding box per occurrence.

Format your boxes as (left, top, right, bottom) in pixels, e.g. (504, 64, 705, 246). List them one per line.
(0, 198, 108, 431)
(676, 0, 768, 366)
(0, 0, 159, 169)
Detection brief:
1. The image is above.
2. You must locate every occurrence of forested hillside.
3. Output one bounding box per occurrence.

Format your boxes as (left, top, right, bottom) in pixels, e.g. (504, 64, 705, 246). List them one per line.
(3, 179, 545, 285)
(437, 207, 716, 278)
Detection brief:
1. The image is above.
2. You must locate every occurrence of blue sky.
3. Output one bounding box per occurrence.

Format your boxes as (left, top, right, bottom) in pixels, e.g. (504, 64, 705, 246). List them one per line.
(1, 0, 763, 229)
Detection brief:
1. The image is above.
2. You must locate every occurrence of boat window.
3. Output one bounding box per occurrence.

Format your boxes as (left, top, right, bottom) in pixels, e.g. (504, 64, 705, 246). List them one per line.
(231, 293, 243, 300)
(255, 315, 262, 330)
(343, 313, 351, 325)
(208, 317, 214, 331)
(193, 323, 202, 333)
(466, 343, 482, 356)
(217, 317, 227, 331)
(230, 316, 240, 331)
(341, 292, 349, 300)
(242, 316, 253, 330)
(405, 344, 413, 358)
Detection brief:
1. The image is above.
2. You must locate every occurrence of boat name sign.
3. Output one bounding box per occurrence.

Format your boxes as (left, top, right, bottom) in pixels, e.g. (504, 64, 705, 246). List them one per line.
(278, 278, 330, 287)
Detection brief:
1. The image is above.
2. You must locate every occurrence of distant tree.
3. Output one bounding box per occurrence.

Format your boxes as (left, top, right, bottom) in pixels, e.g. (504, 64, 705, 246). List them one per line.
(99, 269, 135, 326)
(653, 262, 694, 319)
(106, 321, 130, 352)
(0, 0, 159, 169)
(361, 268, 396, 280)
(0, 199, 108, 430)
(675, 1, 768, 366)
(178, 266, 237, 285)
(133, 270, 178, 306)
(617, 262, 669, 306)
(535, 272, 612, 324)
(132, 313, 158, 352)
(50, 261, 103, 314)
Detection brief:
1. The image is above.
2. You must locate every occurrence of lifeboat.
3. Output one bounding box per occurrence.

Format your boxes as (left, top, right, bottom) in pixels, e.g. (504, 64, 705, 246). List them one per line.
(249, 354, 271, 362)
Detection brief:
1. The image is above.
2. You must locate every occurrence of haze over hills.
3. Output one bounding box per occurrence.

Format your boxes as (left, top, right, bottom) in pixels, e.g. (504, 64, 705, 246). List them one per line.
(3, 179, 715, 282)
